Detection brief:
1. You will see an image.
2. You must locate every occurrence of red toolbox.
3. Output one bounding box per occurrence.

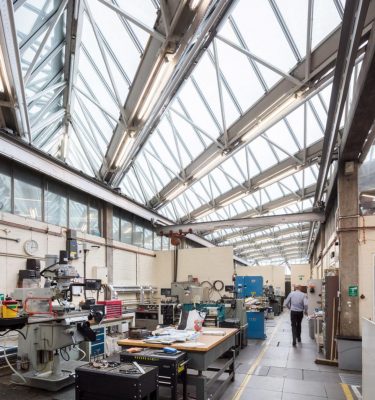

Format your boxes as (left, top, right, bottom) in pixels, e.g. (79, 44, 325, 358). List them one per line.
(97, 300, 122, 319)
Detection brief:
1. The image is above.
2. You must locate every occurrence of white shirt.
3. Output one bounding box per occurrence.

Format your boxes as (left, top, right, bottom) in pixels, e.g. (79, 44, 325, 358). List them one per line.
(284, 290, 308, 312)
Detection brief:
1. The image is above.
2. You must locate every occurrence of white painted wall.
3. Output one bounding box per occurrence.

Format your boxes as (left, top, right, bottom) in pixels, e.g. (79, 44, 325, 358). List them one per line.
(236, 265, 286, 295)
(0, 212, 155, 302)
(152, 247, 235, 300)
(290, 264, 311, 287)
(362, 318, 375, 399)
(0, 213, 236, 306)
(358, 216, 375, 325)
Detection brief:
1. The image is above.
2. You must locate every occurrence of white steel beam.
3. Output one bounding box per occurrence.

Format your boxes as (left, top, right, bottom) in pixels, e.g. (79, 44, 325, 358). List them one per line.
(158, 212, 325, 235)
(62, 0, 84, 160)
(138, 4, 375, 208)
(0, 133, 233, 255)
(314, 0, 371, 202)
(0, 1, 31, 140)
(101, 0, 236, 184)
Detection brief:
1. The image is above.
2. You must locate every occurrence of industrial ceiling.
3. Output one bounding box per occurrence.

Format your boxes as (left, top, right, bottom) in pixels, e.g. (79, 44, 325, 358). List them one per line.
(0, 0, 374, 266)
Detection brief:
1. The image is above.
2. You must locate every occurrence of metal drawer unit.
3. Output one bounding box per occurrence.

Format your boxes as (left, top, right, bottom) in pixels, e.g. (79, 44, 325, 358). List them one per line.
(120, 349, 187, 400)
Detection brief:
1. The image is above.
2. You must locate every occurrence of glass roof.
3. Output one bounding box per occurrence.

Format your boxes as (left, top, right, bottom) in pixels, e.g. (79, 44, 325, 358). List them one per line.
(10, 0, 364, 265)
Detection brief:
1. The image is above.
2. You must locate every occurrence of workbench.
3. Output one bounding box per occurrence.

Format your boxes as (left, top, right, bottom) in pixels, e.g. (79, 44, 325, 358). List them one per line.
(118, 327, 237, 400)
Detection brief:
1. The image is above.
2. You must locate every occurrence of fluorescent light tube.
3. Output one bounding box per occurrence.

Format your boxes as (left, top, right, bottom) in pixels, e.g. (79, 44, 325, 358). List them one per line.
(165, 184, 188, 201)
(219, 192, 247, 207)
(115, 136, 135, 168)
(137, 58, 174, 122)
(257, 167, 298, 189)
(361, 193, 375, 199)
(242, 96, 299, 142)
(193, 154, 224, 180)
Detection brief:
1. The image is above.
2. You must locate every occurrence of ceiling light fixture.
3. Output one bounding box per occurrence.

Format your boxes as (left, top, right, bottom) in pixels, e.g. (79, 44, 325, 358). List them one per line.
(114, 133, 135, 168)
(242, 95, 300, 143)
(194, 207, 216, 219)
(361, 193, 375, 200)
(193, 154, 225, 180)
(257, 167, 299, 189)
(190, 0, 202, 10)
(165, 183, 188, 201)
(219, 191, 247, 208)
(136, 57, 175, 122)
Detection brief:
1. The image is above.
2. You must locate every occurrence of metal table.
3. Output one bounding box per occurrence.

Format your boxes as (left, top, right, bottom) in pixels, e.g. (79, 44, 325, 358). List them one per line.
(118, 327, 237, 400)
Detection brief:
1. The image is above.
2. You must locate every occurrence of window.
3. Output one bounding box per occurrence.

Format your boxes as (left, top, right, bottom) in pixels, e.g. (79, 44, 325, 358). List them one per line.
(120, 218, 132, 244)
(133, 223, 144, 247)
(89, 200, 101, 236)
(153, 233, 162, 250)
(14, 168, 42, 220)
(45, 180, 67, 226)
(113, 214, 120, 241)
(162, 236, 170, 250)
(144, 228, 153, 250)
(69, 192, 88, 232)
(0, 163, 11, 212)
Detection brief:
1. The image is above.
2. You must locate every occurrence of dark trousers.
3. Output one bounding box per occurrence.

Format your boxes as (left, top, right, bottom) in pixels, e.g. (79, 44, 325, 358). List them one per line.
(290, 311, 303, 343)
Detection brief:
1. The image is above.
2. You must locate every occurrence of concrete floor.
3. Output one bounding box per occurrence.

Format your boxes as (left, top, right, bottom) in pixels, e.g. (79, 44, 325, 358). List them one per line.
(0, 311, 361, 399)
(219, 311, 361, 400)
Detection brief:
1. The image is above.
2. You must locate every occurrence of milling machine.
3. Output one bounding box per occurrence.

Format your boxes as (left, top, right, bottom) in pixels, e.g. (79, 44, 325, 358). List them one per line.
(171, 281, 210, 304)
(11, 252, 102, 391)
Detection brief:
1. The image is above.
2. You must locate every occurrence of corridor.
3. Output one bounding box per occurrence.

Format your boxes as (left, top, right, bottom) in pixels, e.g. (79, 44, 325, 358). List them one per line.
(222, 312, 361, 400)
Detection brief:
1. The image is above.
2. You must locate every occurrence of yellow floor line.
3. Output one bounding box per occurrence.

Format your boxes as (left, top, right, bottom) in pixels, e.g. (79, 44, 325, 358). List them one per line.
(340, 383, 354, 400)
(231, 317, 284, 400)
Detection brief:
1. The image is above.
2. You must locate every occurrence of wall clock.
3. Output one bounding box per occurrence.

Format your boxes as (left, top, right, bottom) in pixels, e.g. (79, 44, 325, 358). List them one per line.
(24, 239, 39, 255)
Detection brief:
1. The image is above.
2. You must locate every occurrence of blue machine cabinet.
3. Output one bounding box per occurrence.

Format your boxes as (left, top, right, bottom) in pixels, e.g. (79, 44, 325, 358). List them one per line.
(79, 326, 105, 361)
(236, 276, 263, 298)
(246, 311, 266, 339)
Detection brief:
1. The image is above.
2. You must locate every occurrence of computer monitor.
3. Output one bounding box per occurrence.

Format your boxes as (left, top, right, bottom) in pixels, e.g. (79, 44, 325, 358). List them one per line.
(161, 288, 172, 296)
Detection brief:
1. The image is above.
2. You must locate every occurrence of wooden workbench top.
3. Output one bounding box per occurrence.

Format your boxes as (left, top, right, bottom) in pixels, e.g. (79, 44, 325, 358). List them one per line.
(117, 327, 238, 352)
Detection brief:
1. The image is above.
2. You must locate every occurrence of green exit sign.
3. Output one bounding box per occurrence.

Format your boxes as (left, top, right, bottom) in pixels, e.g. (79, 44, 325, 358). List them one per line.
(348, 285, 358, 297)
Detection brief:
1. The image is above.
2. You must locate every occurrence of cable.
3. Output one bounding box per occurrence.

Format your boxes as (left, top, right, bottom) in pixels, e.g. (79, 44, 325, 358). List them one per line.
(1, 343, 27, 384)
(73, 345, 87, 361)
(59, 347, 70, 362)
(40, 261, 59, 278)
(200, 281, 213, 289)
(0, 329, 26, 340)
(213, 280, 224, 292)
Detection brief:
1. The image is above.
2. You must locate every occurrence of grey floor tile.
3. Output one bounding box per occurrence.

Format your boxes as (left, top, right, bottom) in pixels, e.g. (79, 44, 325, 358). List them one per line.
(236, 363, 253, 374)
(267, 367, 286, 377)
(317, 364, 341, 372)
(260, 358, 288, 368)
(220, 384, 241, 400)
(283, 378, 327, 397)
(245, 375, 284, 392)
(254, 366, 270, 376)
(286, 360, 320, 371)
(303, 370, 341, 383)
(324, 383, 346, 400)
(282, 393, 327, 400)
(232, 373, 247, 387)
(241, 387, 283, 400)
(268, 367, 303, 380)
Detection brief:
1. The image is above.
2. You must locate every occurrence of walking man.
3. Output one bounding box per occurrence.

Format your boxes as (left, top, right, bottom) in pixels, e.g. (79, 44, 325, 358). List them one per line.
(284, 285, 308, 346)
